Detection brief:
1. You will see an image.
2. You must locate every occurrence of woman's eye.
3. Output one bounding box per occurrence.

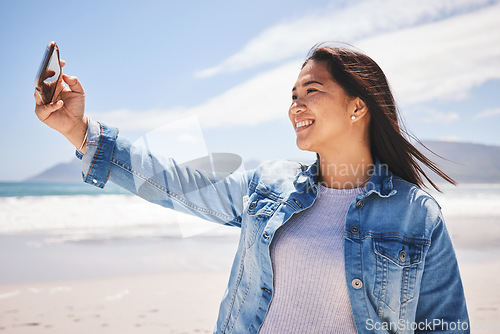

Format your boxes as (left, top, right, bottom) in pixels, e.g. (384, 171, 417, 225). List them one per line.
(307, 88, 318, 94)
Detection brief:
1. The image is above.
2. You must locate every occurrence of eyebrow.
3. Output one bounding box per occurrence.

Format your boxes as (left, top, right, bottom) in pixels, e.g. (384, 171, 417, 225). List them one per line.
(292, 80, 324, 92)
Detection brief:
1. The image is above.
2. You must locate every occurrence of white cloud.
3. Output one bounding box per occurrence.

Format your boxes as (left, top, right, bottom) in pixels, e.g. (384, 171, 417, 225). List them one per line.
(195, 0, 495, 78)
(91, 1, 500, 132)
(190, 61, 301, 128)
(358, 2, 500, 106)
(476, 108, 500, 118)
(92, 60, 301, 131)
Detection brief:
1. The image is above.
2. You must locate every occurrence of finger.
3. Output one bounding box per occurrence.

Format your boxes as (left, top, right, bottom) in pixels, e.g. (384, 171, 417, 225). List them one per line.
(42, 69, 56, 81)
(52, 81, 65, 103)
(60, 59, 66, 67)
(58, 77, 73, 95)
(62, 74, 84, 94)
(34, 98, 63, 121)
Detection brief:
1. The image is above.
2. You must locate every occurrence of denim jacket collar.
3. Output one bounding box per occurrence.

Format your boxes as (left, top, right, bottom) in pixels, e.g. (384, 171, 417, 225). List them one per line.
(294, 157, 397, 198)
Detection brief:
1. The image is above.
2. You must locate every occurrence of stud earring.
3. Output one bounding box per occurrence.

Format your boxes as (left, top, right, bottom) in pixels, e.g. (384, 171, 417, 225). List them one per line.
(351, 115, 356, 120)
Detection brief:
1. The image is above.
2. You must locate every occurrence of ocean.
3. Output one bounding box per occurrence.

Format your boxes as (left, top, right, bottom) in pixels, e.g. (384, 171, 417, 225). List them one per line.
(0, 181, 499, 243)
(0, 181, 499, 287)
(0, 182, 241, 284)
(0, 182, 240, 242)
(0, 182, 128, 197)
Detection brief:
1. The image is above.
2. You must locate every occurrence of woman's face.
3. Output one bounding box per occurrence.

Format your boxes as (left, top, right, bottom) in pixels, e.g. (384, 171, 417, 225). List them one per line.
(289, 60, 355, 155)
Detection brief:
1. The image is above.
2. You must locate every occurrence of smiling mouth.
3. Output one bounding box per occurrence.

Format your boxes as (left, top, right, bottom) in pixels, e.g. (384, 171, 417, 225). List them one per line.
(295, 120, 315, 131)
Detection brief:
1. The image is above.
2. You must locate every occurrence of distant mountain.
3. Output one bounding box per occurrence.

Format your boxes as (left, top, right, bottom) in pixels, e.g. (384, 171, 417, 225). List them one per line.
(24, 141, 500, 183)
(416, 141, 500, 184)
(25, 159, 82, 183)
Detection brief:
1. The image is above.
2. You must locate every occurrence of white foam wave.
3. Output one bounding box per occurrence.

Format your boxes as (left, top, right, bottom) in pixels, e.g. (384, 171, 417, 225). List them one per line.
(0, 184, 498, 242)
(0, 195, 238, 240)
(430, 183, 500, 217)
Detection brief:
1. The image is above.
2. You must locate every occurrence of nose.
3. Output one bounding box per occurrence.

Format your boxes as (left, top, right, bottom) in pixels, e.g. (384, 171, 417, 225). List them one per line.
(290, 98, 306, 115)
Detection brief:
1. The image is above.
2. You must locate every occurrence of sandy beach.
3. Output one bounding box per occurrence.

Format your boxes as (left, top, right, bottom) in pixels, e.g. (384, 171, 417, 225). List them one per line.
(0, 231, 240, 334)
(445, 216, 500, 333)
(1, 192, 499, 333)
(0, 272, 227, 334)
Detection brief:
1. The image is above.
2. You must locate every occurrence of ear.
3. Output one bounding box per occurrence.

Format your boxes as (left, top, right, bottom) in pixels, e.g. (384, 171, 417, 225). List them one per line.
(350, 97, 369, 120)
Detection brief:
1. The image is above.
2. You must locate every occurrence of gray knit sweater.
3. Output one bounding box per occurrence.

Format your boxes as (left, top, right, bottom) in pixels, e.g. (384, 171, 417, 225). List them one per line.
(258, 183, 365, 334)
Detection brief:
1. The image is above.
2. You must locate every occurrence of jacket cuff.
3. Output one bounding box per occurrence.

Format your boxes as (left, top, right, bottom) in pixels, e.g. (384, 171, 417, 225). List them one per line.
(75, 118, 118, 188)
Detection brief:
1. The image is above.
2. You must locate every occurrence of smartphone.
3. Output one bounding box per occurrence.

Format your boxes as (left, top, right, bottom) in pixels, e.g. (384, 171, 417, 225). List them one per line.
(35, 41, 62, 104)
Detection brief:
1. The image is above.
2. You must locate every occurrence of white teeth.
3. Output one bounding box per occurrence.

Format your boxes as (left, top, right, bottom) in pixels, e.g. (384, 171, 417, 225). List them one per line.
(296, 120, 314, 129)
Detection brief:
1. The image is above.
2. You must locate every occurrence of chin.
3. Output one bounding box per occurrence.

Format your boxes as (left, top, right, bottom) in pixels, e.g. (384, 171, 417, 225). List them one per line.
(296, 140, 314, 152)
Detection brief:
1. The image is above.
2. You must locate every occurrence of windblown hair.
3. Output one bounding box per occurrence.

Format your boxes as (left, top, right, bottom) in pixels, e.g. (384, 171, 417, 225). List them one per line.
(304, 43, 455, 191)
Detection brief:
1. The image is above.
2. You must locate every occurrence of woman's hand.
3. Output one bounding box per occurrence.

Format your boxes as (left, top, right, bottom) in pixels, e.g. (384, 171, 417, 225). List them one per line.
(34, 60, 88, 153)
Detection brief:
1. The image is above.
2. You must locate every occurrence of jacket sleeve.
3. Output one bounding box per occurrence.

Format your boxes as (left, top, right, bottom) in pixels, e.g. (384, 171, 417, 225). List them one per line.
(415, 215, 470, 333)
(75, 119, 254, 227)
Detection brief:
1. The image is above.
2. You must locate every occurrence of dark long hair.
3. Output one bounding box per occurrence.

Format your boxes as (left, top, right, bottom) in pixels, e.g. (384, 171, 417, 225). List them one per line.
(304, 43, 455, 192)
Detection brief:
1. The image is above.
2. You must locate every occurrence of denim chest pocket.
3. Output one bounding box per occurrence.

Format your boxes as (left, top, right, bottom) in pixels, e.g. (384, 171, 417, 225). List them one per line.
(244, 192, 280, 249)
(372, 237, 424, 312)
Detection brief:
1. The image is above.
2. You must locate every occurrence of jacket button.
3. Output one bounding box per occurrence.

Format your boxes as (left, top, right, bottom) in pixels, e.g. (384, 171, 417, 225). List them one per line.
(249, 200, 257, 210)
(399, 249, 407, 262)
(355, 200, 364, 209)
(263, 232, 270, 240)
(352, 279, 363, 289)
(350, 225, 359, 234)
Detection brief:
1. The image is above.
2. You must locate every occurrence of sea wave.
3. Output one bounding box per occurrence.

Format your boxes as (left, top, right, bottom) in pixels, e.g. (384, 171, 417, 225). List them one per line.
(0, 184, 498, 243)
(429, 183, 500, 218)
(0, 195, 239, 240)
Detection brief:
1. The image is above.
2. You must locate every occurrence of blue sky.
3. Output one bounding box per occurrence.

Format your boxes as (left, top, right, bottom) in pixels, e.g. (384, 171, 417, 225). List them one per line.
(1, 0, 499, 181)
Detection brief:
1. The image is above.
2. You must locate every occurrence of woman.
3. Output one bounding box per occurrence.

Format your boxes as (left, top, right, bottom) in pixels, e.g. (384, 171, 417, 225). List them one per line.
(34, 44, 470, 333)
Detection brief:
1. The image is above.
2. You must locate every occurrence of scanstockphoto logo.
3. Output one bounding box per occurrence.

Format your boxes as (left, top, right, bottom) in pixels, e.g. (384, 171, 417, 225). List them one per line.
(365, 318, 469, 332)
(130, 115, 247, 238)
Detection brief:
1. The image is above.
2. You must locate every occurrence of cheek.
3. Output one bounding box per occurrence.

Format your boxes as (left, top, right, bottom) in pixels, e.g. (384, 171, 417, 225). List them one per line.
(309, 94, 333, 113)
(307, 95, 320, 107)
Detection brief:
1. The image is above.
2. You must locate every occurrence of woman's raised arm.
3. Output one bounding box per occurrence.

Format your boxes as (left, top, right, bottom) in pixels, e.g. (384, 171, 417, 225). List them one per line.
(77, 118, 254, 227)
(35, 69, 254, 227)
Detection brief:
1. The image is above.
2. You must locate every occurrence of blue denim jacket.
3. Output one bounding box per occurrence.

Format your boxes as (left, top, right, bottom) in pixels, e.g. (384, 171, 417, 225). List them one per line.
(77, 119, 469, 334)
